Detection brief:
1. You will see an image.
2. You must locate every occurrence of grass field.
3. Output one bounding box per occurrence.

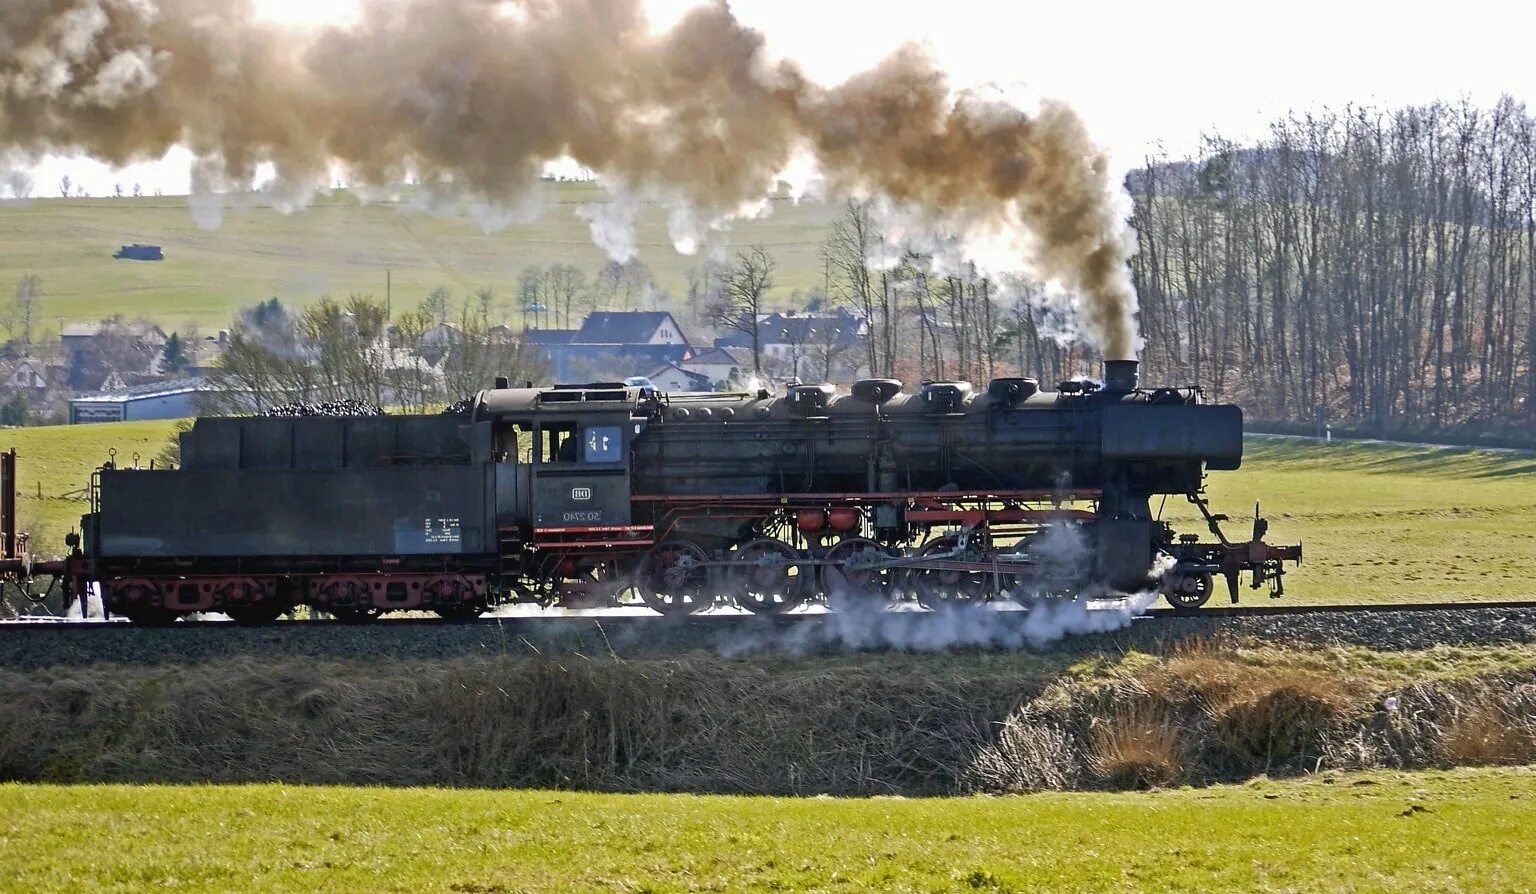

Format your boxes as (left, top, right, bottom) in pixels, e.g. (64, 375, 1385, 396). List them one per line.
(1165, 436, 1536, 604)
(4, 418, 175, 555)
(0, 187, 839, 333)
(3, 421, 1533, 605)
(3, 768, 1533, 892)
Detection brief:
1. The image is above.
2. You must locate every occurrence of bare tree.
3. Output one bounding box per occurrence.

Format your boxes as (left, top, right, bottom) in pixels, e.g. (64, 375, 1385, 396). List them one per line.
(1124, 97, 1536, 441)
(299, 295, 391, 405)
(805, 318, 857, 382)
(517, 265, 546, 324)
(421, 286, 452, 326)
(440, 301, 548, 398)
(706, 246, 775, 376)
(5, 171, 34, 200)
(3, 275, 41, 346)
(822, 200, 882, 374)
(546, 264, 587, 329)
(388, 309, 440, 414)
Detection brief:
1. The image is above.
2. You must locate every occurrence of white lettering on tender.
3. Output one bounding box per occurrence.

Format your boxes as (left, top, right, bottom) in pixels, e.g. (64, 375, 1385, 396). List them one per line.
(424, 517, 462, 543)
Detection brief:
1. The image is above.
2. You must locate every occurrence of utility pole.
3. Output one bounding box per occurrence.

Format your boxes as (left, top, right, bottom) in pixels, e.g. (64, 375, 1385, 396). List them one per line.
(385, 270, 392, 319)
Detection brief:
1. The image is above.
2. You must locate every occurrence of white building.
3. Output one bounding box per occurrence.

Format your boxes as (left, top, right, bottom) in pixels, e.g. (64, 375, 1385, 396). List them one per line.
(646, 363, 714, 393)
(68, 379, 213, 424)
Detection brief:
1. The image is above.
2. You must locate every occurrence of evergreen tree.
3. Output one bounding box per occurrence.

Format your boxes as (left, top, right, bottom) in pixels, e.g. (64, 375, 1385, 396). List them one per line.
(162, 332, 188, 373)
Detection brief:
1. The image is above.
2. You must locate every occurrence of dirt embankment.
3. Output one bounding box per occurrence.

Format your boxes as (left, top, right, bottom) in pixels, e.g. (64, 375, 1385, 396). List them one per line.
(3, 643, 1534, 794)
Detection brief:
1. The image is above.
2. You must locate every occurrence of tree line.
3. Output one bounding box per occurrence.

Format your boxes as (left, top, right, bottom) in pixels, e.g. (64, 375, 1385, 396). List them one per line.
(790, 97, 1536, 439)
(1130, 98, 1536, 435)
(204, 292, 546, 415)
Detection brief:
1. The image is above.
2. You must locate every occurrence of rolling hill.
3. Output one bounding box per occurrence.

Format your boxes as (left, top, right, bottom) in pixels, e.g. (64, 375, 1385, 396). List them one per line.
(0, 184, 841, 336)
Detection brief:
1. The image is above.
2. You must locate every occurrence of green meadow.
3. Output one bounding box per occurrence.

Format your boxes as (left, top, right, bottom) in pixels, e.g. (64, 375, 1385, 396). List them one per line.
(1166, 436, 1536, 605)
(0, 186, 839, 333)
(3, 768, 1532, 893)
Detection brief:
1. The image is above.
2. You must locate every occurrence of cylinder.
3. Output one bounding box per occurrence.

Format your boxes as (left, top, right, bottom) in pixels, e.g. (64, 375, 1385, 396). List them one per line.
(796, 509, 827, 533)
(827, 507, 861, 532)
(1103, 359, 1139, 393)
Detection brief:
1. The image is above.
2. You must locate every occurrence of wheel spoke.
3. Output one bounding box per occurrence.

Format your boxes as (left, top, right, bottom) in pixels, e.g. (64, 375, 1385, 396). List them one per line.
(1163, 570, 1213, 610)
(728, 539, 805, 614)
(636, 541, 712, 616)
(822, 538, 892, 607)
(910, 536, 990, 609)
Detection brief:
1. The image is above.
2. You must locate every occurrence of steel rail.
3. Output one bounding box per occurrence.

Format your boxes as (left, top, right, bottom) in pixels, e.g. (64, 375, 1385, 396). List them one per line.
(5, 599, 1536, 630)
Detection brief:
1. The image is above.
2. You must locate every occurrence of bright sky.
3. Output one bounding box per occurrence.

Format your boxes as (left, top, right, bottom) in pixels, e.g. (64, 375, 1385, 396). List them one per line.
(24, 0, 1536, 198)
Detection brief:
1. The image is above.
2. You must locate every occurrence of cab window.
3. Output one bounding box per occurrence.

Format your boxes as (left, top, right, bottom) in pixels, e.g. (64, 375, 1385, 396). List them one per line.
(584, 426, 622, 463)
(537, 424, 579, 463)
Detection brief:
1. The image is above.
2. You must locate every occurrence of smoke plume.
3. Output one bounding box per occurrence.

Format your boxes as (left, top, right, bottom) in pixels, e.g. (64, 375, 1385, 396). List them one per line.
(0, 0, 1140, 356)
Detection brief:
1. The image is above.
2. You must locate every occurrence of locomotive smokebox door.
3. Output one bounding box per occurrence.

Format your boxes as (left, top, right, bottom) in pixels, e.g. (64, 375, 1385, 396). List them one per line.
(530, 414, 632, 526)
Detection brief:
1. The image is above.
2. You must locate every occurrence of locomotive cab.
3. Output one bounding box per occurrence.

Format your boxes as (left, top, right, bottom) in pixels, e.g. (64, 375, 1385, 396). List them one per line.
(480, 382, 652, 531)
(528, 414, 634, 527)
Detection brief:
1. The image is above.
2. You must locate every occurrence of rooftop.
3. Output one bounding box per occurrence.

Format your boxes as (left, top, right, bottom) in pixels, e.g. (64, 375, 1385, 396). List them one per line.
(573, 311, 681, 344)
(70, 377, 214, 403)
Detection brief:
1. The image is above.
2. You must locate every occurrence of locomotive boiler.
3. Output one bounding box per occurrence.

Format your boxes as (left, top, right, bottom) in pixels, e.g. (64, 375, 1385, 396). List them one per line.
(70, 359, 1301, 623)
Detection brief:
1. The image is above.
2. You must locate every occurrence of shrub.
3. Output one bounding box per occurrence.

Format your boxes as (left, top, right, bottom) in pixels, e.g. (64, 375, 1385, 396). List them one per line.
(1440, 699, 1536, 767)
(1088, 703, 1182, 789)
(1212, 674, 1350, 769)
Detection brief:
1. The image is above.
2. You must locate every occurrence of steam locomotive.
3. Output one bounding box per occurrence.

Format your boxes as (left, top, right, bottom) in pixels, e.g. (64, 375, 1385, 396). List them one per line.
(65, 359, 1300, 623)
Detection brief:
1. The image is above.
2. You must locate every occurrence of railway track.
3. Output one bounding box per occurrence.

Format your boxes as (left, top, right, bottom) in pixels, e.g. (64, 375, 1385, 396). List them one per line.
(1142, 599, 1536, 617)
(5, 598, 1536, 629)
(4, 601, 1534, 672)
(3, 599, 1536, 626)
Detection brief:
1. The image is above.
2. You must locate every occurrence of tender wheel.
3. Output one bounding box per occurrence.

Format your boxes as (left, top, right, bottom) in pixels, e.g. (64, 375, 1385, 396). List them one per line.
(909, 536, 991, 609)
(635, 540, 713, 616)
(330, 606, 384, 623)
(727, 539, 806, 614)
(433, 604, 485, 621)
(821, 537, 893, 608)
(1163, 571, 1214, 610)
(228, 602, 287, 625)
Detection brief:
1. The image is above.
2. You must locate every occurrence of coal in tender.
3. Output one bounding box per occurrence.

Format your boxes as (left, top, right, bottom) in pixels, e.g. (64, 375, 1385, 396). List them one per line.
(441, 397, 474, 415)
(263, 399, 386, 418)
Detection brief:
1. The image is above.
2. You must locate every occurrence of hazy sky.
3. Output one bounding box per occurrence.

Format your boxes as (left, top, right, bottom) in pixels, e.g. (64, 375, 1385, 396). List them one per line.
(23, 0, 1536, 197)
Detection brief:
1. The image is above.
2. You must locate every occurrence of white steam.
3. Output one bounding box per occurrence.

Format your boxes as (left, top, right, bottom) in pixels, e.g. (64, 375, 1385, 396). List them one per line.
(720, 524, 1163, 656)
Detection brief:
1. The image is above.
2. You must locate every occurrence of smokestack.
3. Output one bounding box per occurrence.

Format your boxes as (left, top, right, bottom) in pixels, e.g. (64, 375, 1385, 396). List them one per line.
(1103, 359, 1138, 393)
(494, 376, 510, 390)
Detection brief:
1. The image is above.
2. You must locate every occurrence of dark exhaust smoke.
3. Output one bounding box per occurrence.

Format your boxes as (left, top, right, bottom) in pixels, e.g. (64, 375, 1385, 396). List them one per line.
(0, 0, 1140, 357)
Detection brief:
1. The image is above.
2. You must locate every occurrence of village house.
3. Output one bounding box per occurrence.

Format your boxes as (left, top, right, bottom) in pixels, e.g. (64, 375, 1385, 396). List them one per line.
(60, 320, 168, 389)
(68, 378, 217, 424)
(0, 359, 50, 393)
(531, 311, 694, 382)
(678, 346, 754, 387)
(645, 363, 713, 392)
(715, 308, 868, 382)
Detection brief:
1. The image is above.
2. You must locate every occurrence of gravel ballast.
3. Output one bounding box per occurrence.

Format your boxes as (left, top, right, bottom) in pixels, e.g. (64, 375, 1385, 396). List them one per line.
(3, 606, 1535, 671)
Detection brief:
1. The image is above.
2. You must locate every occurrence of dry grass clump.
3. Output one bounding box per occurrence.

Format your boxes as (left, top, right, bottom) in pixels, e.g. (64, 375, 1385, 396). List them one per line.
(971, 639, 1380, 792)
(1087, 703, 1182, 789)
(1439, 692, 1536, 767)
(1210, 672, 1351, 769)
(1140, 637, 1353, 771)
